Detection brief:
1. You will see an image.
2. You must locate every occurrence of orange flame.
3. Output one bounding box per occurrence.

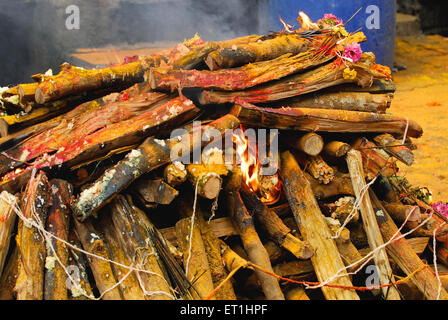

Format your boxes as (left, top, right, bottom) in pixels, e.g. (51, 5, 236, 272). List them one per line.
(279, 15, 294, 33)
(297, 11, 319, 30)
(233, 126, 281, 204)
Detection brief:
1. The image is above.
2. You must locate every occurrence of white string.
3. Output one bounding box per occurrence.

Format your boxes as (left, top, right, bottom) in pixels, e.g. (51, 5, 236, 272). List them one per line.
(305, 205, 428, 290)
(432, 221, 446, 300)
(1, 183, 174, 300)
(402, 118, 410, 145)
(185, 178, 199, 279)
(332, 175, 379, 239)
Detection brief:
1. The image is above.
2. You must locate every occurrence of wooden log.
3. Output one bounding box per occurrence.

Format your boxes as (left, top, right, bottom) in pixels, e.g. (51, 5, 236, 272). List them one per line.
(73, 114, 240, 221)
(205, 34, 309, 70)
(405, 213, 448, 241)
(374, 133, 414, 166)
(280, 132, 324, 156)
(369, 190, 448, 300)
(359, 237, 430, 257)
(231, 102, 423, 138)
(44, 179, 72, 300)
(175, 217, 216, 300)
(66, 230, 94, 299)
(0, 94, 199, 192)
(306, 155, 334, 185)
(323, 141, 351, 158)
(382, 202, 422, 224)
(352, 138, 398, 179)
(258, 173, 281, 204)
(14, 171, 51, 300)
(109, 194, 173, 300)
(164, 161, 187, 187)
(0, 191, 17, 277)
(279, 151, 359, 300)
(326, 220, 364, 273)
(135, 178, 179, 205)
(346, 150, 401, 299)
(306, 171, 355, 200)
(273, 91, 392, 113)
(73, 218, 123, 300)
(177, 196, 236, 300)
(240, 185, 313, 260)
(285, 287, 310, 300)
(186, 164, 224, 200)
(34, 57, 161, 105)
(321, 196, 360, 225)
(0, 246, 18, 300)
(200, 54, 390, 104)
(150, 49, 334, 92)
(227, 191, 285, 300)
(97, 216, 146, 300)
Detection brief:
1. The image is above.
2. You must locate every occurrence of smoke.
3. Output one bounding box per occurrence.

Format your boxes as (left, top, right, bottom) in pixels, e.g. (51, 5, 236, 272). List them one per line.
(0, 0, 259, 85)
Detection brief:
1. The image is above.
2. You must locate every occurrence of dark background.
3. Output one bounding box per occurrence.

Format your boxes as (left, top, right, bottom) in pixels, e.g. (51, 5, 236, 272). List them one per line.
(0, 0, 446, 86)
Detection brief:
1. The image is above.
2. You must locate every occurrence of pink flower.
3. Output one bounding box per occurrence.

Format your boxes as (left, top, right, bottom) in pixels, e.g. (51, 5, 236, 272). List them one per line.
(323, 13, 343, 25)
(343, 43, 362, 63)
(432, 202, 448, 217)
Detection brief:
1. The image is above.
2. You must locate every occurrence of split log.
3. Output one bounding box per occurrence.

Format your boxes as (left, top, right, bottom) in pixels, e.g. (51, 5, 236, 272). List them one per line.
(406, 213, 448, 241)
(135, 178, 179, 206)
(150, 49, 334, 92)
(34, 57, 161, 105)
(177, 196, 236, 300)
(231, 102, 423, 138)
(109, 194, 173, 300)
(352, 138, 398, 179)
(346, 150, 401, 300)
(349, 223, 370, 249)
(205, 33, 310, 70)
(369, 190, 448, 300)
(359, 237, 430, 257)
(272, 91, 392, 113)
(67, 231, 94, 299)
(14, 171, 51, 300)
(164, 161, 187, 187)
(227, 190, 285, 300)
(0, 247, 18, 300)
(44, 179, 72, 300)
(0, 191, 17, 276)
(240, 185, 313, 260)
(73, 218, 123, 300)
(0, 93, 200, 193)
(273, 260, 314, 279)
(322, 141, 351, 158)
(73, 114, 240, 222)
(200, 54, 390, 104)
(279, 151, 359, 300)
(97, 216, 146, 300)
(306, 155, 334, 184)
(280, 132, 324, 156)
(306, 171, 355, 200)
(285, 287, 310, 300)
(373, 133, 414, 166)
(175, 217, 216, 300)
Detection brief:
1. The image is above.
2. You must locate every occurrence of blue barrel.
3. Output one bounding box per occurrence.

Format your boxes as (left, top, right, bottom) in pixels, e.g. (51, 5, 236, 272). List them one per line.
(258, 0, 396, 67)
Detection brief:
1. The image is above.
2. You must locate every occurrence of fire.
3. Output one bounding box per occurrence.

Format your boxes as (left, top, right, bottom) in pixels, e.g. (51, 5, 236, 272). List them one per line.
(297, 11, 319, 30)
(279, 15, 294, 33)
(233, 126, 281, 204)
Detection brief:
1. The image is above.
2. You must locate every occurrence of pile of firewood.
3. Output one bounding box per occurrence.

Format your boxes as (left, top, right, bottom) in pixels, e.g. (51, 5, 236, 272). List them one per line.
(0, 12, 447, 301)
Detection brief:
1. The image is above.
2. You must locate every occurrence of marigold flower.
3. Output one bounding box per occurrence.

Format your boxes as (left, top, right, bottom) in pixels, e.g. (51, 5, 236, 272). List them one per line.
(343, 68, 357, 80)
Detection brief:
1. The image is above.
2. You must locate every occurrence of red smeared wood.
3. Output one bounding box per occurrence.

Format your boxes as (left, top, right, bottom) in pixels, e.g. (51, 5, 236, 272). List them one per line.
(231, 102, 423, 138)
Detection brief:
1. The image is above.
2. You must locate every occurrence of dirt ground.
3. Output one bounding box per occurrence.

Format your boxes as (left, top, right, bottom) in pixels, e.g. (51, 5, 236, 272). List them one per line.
(392, 35, 448, 202)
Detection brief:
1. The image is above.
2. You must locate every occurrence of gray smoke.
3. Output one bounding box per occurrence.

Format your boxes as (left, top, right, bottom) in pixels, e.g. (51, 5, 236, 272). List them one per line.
(0, 0, 259, 85)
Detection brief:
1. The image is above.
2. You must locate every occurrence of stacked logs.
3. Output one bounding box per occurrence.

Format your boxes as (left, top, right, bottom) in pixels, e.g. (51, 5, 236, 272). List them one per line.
(0, 12, 446, 301)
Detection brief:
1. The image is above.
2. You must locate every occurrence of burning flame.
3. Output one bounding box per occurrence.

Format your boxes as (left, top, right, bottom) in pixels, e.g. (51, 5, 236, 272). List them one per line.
(233, 126, 281, 204)
(297, 11, 319, 30)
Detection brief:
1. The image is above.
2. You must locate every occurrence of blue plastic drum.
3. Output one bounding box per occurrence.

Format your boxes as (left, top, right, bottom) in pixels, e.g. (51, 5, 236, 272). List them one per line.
(258, 0, 396, 67)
